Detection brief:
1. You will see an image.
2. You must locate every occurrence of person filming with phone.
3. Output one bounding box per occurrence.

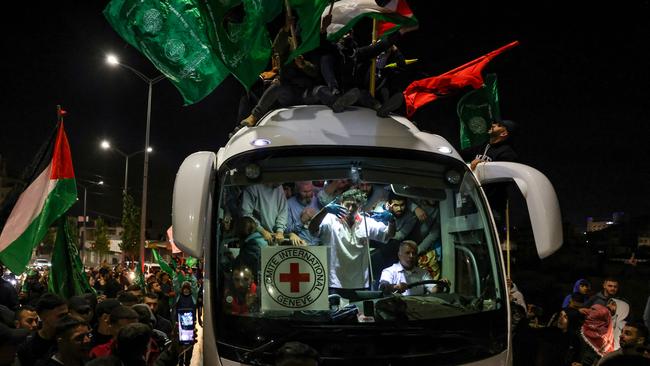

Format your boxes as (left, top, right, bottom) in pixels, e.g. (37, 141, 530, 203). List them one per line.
(174, 281, 196, 366)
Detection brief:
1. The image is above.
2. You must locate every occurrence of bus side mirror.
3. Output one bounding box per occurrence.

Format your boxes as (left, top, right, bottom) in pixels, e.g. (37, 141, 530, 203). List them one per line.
(172, 152, 216, 258)
(474, 162, 563, 259)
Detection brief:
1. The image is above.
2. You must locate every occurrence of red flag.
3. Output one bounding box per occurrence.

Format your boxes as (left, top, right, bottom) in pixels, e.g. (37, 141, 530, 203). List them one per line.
(403, 41, 519, 117)
(377, 0, 415, 38)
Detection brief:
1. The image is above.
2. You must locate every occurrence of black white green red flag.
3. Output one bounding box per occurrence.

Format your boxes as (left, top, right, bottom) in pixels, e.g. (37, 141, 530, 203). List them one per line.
(322, 0, 418, 41)
(0, 121, 77, 274)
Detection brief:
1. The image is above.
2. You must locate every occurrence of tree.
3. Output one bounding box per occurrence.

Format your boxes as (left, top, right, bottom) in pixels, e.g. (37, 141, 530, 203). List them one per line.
(120, 192, 140, 258)
(94, 217, 110, 262)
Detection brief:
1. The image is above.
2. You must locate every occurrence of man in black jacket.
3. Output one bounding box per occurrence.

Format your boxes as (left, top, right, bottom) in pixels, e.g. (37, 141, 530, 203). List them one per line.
(460, 120, 519, 236)
(460, 119, 519, 169)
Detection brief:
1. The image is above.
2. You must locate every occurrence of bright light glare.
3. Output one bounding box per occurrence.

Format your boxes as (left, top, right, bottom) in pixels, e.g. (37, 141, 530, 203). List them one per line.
(98, 181, 104, 185)
(106, 54, 119, 66)
(251, 138, 271, 146)
(146, 147, 153, 153)
(100, 140, 110, 149)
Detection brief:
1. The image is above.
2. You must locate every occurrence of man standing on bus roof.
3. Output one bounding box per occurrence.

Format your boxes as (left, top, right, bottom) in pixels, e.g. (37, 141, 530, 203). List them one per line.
(460, 119, 519, 170)
(309, 189, 395, 299)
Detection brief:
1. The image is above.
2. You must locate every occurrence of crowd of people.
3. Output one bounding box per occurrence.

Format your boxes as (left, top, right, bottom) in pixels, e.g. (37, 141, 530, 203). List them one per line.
(0, 258, 203, 366)
(509, 276, 650, 365)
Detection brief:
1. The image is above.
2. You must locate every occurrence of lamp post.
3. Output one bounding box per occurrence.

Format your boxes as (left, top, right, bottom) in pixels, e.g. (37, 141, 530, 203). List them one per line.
(106, 54, 164, 271)
(100, 140, 153, 194)
(77, 180, 104, 250)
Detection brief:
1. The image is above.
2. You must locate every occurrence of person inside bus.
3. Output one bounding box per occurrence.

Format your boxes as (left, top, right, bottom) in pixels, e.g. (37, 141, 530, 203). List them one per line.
(285, 181, 320, 246)
(235, 216, 269, 278)
(309, 189, 395, 299)
(379, 240, 446, 296)
(356, 181, 389, 212)
(370, 192, 418, 279)
(222, 263, 258, 315)
(241, 183, 288, 246)
(316, 179, 351, 208)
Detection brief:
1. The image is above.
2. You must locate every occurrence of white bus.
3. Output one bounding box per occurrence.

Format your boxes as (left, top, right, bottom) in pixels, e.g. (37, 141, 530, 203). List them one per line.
(172, 105, 562, 365)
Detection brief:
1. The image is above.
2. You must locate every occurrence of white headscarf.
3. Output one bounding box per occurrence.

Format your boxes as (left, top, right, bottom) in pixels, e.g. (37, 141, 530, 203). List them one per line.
(610, 298, 630, 350)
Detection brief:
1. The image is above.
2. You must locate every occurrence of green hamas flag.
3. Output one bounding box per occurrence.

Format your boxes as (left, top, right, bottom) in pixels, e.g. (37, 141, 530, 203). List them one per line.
(103, 0, 231, 105)
(457, 74, 501, 149)
(135, 259, 146, 291)
(48, 219, 95, 298)
(286, 0, 331, 63)
(152, 248, 174, 277)
(200, 0, 282, 90)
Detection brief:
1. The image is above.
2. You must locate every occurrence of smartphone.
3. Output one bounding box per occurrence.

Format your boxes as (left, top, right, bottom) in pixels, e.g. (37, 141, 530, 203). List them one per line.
(177, 308, 195, 345)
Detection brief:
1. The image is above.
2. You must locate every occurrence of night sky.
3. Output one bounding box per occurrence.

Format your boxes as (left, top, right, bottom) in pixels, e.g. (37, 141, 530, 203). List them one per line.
(1, 1, 648, 238)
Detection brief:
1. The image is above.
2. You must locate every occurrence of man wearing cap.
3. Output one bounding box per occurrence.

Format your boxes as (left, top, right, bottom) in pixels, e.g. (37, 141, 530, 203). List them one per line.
(460, 120, 519, 236)
(460, 120, 519, 170)
(67, 296, 93, 324)
(90, 299, 121, 348)
(89, 306, 139, 359)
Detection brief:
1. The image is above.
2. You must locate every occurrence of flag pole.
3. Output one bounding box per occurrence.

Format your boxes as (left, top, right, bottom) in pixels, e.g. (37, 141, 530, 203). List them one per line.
(506, 199, 510, 278)
(369, 19, 378, 97)
(284, 0, 298, 51)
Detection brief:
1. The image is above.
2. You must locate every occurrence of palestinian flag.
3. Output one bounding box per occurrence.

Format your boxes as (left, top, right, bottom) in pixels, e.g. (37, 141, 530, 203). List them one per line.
(322, 0, 419, 41)
(376, 0, 416, 38)
(0, 121, 77, 274)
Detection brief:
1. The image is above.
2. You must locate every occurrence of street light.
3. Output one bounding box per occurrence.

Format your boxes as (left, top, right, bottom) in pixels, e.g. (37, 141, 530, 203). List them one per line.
(106, 54, 165, 271)
(77, 179, 104, 249)
(100, 139, 153, 194)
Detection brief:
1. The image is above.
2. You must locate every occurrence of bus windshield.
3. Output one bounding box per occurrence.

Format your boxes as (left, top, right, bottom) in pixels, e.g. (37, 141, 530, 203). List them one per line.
(212, 152, 508, 364)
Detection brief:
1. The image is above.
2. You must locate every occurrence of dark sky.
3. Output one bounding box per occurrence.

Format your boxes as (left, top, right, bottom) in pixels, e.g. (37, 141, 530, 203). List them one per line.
(1, 1, 649, 238)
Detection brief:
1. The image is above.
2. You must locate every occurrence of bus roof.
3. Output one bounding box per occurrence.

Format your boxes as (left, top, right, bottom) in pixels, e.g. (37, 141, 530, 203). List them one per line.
(220, 105, 463, 164)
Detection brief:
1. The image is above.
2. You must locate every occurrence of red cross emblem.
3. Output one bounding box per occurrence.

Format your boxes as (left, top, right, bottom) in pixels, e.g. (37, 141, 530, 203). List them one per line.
(279, 262, 310, 293)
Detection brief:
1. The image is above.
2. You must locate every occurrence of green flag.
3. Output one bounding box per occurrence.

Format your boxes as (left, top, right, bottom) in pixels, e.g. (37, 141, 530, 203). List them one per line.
(200, 0, 282, 89)
(286, 0, 331, 63)
(457, 74, 500, 149)
(48, 219, 95, 297)
(152, 248, 174, 277)
(103, 0, 231, 105)
(135, 258, 146, 290)
(185, 256, 198, 268)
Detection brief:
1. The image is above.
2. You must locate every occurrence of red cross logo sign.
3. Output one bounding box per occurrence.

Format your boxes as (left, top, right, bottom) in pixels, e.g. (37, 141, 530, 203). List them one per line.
(279, 262, 310, 293)
(263, 247, 327, 309)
